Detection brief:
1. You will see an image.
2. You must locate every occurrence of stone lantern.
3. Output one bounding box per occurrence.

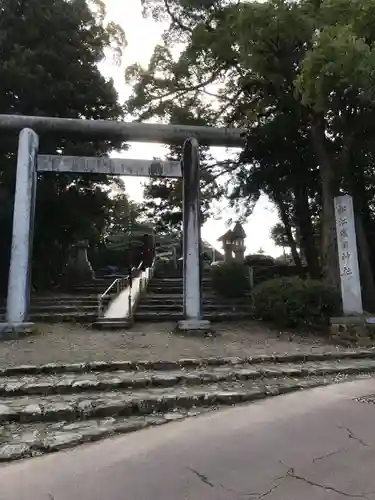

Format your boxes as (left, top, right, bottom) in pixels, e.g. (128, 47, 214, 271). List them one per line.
(217, 229, 235, 262)
(63, 239, 95, 285)
(232, 222, 246, 263)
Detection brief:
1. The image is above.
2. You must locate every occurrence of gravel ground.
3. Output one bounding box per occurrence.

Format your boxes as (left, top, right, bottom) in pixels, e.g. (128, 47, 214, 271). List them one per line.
(0, 321, 362, 368)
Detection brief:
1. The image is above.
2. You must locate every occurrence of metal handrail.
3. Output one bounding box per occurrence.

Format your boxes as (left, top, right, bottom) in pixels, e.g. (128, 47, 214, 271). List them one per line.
(127, 258, 156, 320)
(97, 262, 143, 318)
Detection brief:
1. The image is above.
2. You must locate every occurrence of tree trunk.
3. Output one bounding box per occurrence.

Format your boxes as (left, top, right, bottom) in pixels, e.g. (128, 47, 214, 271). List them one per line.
(274, 195, 303, 271)
(311, 119, 340, 290)
(350, 167, 375, 312)
(354, 213, 375, 312)
(294, 184, 321, 279)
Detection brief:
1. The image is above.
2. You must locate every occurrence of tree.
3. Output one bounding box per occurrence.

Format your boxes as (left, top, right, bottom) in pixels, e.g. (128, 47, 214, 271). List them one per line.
(270, 224, 290, 251)
(232, 111, 321, 275)
(295, 0, 375, 301)
(0, 0, 126, 292)
(105, 191, 140, 240)
(127, 0, 375, 304)
(137, 104, 225, 235)
(127, 0, 317, 266)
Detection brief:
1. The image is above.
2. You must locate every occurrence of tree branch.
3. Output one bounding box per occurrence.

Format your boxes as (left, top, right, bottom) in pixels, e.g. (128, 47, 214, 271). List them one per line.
(164, 0, 193, 33)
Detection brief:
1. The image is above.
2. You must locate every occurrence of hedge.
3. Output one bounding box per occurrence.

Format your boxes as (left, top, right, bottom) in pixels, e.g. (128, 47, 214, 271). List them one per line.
(252, 276, 341, 329)
(210, 261, 250, 297)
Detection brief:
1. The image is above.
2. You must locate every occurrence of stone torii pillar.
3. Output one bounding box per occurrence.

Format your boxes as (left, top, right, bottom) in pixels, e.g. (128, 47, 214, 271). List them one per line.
(4, 129, 38, 331)
(177, 138, 211, 334)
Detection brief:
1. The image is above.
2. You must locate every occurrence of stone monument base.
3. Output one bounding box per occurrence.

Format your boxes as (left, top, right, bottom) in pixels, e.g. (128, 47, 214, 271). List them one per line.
(330, 316, 375, 347)
(175, 319, 215, 337)
(0, 322, 36, 340)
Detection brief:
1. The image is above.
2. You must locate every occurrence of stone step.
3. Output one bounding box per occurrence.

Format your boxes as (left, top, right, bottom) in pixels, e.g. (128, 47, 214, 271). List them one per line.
(72, 286, 113, 292)
(151, 278, 211, 283)
(93, 318, 131, 330)
(148, 282, 212, 288)
(147, 283, 212, 288)
(146, 287, 211, 294)
(136, 304, 250, 312)
(0, 409, 213, 461)
(73, 279, 117, 286)
(1, 305, 99, 314)
(148, 279, 209, 283)
(0, 298, 109, 310)
(31, 298, 101, 305)
(94, 274, 127, 280)
(0, 295, 111, 307)
(1, 303, 100, 312)
(133, 311, 254, 321)
(0, 374, 332, 463)
(4, 349, 375, 376)
(140, 293, 250, 302)
(70, 284, 115, 293)
(0, 375, 351, 426)
(139, 296, 250, 304)
(2, 358, 375, 397)
(27, 312, 97, 323)
(0, 352, 373, 461)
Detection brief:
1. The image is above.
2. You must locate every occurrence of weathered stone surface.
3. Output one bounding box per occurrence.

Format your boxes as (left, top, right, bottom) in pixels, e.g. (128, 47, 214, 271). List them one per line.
(43, 432, 83, 451)
(2, 358, 375, 399)
(43, 402, 74, 418)
(4, 382, 25, 393)
(23, 404, 42, 416)
(0, 371, 372, 463)
(163, 412, 186, 421)
(1, 347, 375, 469)
(0, 404, 15, 421)
(330, 322, 375, 347)
(0, 443, 30, 460)
(356, 393, 375, 404)
(3, 349, 375, 378)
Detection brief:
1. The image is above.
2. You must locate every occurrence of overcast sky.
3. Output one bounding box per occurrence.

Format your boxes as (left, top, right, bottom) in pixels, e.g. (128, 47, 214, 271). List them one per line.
(99, 0, 281, 256)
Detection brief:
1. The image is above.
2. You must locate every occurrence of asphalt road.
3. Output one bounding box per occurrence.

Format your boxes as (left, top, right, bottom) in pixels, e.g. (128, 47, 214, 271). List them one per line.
(2, 378, 375, 500)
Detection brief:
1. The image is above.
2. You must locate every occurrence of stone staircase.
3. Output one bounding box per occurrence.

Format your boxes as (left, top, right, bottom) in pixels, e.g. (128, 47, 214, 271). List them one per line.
(1, 350, 375, 462)
(134, 270, 253, 322)
(1, 268, 252, 324)
(0, 275, 121, 323)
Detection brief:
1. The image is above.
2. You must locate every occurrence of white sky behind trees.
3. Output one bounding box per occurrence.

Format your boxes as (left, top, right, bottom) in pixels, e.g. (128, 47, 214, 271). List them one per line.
(99, 0, 281, 256)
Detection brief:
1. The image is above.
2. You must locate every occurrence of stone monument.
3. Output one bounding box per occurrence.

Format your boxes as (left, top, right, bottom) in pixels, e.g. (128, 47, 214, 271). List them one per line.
(330, 194, 375, 346)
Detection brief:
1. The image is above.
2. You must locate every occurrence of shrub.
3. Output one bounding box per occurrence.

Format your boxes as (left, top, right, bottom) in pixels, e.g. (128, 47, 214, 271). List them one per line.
(252, 264, 308, 284)
(252, 277, 341, 329)
(210, 261, 251, 298)
(245, 254, 275, 266)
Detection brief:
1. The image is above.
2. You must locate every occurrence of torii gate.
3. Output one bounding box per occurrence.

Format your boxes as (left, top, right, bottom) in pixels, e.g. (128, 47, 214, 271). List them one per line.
(0, 115, 243, 334)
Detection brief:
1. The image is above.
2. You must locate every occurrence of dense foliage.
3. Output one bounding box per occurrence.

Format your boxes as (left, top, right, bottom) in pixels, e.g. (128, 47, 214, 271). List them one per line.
(3, 0, 375, 320)
(210, 261, 250, 297)
(252, 277, 341, 329)
(0, 0, 127, 293)
(244, 254, 275, 267)
(126, 0, 375, 312)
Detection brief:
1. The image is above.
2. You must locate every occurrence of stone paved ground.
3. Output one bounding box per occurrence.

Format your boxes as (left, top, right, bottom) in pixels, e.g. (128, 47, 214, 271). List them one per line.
(1, 321, 375, 463)
(1, 352, 375, 462)
(0, 321, 366, 368)
(0, 371, 372, 463)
